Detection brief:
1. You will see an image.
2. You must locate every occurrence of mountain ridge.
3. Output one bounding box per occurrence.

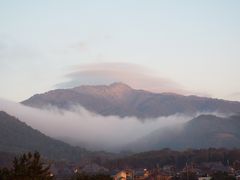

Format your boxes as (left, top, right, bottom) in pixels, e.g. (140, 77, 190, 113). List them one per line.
(22, 82, 240, 119)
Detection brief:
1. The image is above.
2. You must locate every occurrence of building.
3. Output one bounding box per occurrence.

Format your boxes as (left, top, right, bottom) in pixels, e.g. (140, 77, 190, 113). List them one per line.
(114, 169, 134, 180)
(198, 177, 212, 180)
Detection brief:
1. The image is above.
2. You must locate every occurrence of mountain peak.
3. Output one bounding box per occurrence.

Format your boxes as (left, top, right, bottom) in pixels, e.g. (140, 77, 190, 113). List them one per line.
(109, 82, 132, 90)
(69, 82, 132, 100)
(72, 82, 132, 91)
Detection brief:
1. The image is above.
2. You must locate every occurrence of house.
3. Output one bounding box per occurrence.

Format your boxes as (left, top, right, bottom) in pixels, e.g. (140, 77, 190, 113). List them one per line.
(198, 177, 212, 180)
(147, 170, 172, 180)
(114, 169, 134, 180)
(134, 169, 149, 180)
(236, 175, 240, 180)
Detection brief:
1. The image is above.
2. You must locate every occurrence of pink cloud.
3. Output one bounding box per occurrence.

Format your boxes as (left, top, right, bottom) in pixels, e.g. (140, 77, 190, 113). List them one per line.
(57, 63, 191, 95)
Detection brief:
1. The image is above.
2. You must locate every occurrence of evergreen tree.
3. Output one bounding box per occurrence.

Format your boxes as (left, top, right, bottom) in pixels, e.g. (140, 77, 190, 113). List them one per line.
(0, 167, 11, 180)
(0, 152, 54, 180)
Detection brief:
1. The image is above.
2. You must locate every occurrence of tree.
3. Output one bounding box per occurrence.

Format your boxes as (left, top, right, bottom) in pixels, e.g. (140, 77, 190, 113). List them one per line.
(0, 152, 54, 180)
(0, 167, 11, 180)
(211, 172, 235, 180)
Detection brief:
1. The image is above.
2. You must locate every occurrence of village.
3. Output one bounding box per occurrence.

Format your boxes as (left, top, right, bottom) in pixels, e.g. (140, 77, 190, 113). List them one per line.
(49, 160, 240, 180)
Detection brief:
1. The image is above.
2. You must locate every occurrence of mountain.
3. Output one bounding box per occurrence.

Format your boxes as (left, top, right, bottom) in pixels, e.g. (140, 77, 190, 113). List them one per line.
(22, 83, 240, 119)
(0, 111, 92, 162)
(130, 114, 240, 151)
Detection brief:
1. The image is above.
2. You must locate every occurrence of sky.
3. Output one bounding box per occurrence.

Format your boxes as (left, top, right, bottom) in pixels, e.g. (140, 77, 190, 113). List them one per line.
(0, 0, 240, 101)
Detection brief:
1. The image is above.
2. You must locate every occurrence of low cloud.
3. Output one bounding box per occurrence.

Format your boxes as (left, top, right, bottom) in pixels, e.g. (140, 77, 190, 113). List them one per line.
(0, 98, 192, 152)
(56, 63, 189, 95)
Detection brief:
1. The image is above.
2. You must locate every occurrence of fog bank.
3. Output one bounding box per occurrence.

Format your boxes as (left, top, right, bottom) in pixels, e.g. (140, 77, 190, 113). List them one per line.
(0, 98, 193, 152)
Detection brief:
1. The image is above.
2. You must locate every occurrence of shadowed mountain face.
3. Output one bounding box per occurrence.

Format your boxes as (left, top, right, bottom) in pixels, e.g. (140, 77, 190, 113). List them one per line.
(0, 111, 91, 161)
(130, 114, 240, 151)
(22, 83, 240, 119)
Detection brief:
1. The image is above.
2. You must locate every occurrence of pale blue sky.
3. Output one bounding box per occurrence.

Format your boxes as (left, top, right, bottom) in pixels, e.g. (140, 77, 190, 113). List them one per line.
(0, 0, 240, 101)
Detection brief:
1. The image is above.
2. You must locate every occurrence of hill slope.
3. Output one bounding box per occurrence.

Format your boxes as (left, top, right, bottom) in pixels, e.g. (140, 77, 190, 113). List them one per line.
(0, 111, 91, 161)
(105, 148, 240, 169)
(22, 83, 240, 119)
(130, 114, 240, 151)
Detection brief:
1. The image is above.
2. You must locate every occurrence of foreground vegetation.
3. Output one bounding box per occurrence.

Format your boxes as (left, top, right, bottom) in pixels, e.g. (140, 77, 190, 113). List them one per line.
(0, 152, 53, 180)
(0, 151, 113, 180)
